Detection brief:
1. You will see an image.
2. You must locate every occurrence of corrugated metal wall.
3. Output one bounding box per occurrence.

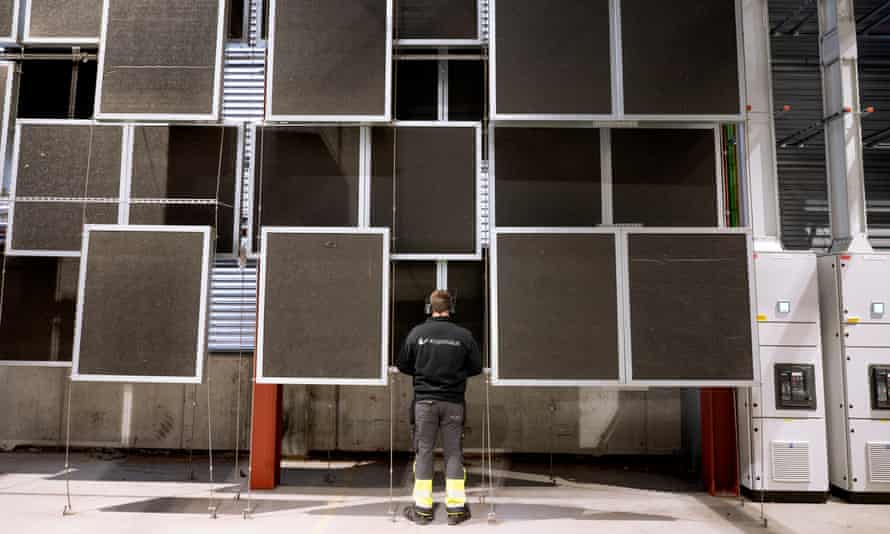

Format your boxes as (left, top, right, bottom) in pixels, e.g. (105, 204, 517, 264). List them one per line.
(857, 0, 890, 249)
(769, 0, 831, 251)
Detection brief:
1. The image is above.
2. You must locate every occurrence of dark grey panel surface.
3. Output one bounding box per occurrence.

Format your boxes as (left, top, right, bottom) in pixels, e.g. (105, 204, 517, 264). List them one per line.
(612, 129, 718, 227)
(392, 262, 436, 363)
(28, 0, 102, 39)
(622, 0, 740, 115)
(495, 128, 601, 226)
(131, 125, 237, 202)
(371, 126, 476, 254)
(261, 232, 384, 380)
(496, 233, 620, 380)
(397, 0, 477, 39)
(0, 257, 78, 362)
(448, 260, 485, 356)
(0, 0, 13, 37)
(270, 0, 387, 117)
(15, 124, 122, 198)
(129, 204, 234, 254)
(77, 229, 207, 378)
(495, 0, 611, 115)
(11, 202, 118, 252)
(99, 0, 221, 115)
(253, 126, 360, 251)
(628, 233, 753, 381)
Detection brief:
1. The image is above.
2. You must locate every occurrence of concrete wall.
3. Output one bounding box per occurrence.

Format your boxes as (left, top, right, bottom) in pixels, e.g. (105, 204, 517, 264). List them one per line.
(1, 356, 685, 456)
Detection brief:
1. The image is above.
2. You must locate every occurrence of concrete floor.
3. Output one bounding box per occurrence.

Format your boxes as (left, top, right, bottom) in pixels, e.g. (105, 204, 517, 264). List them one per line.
(1, 451, 888, 534)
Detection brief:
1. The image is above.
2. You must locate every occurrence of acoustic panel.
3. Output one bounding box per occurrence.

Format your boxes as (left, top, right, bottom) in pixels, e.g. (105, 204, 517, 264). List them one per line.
(14, 123, 122, 199)
(612, 128, 718, 227)
(128, 204, 235, 255)
(0, 0, 14, 40)
(397, 0, 477, 40)
(621, 0, 740, 115)
(10, 202, 118, 253)
(97, 0, 223, 118)
(494, 232, 620, 382)
(627, 232, 753, 382)
(495, 128, 601, 226)
(371, 126, 478, 256)
(26, 0, 102, 41)
(269, 0, 389, 119)
(448, 260, 486, 355)
(258, 229, 388, 384)
(494, 0, 611, 116)
(392, 262, 436, 363)
(252, 126, 360, 251)
(0, 256, 78, 362)
(73, 226, 211, 382)
(130, 125, 238, 202)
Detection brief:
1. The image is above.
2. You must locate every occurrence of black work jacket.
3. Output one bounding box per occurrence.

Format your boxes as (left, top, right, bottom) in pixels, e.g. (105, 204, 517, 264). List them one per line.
(396, 317, 483, 404)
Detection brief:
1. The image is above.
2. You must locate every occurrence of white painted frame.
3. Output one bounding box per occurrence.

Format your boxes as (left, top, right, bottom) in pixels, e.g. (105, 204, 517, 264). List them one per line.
(22, 0, 101, 45)
(489, 0, 745, 123)
(620, 226, 759, 387)
(71, 224, 213, 384)
(123, 122, 245, 260)
(94, 0, 226, 121)
(490, 226, 627, 386)
(255, 226, 391, 386)
(488, 122, 725, 230)
(6, 119, 127, 257)
(265, 0, 393, 123)
(394, 0, 483, 47)
(0, 62, 15, 196)
(0, 0, 19, 44)
(387, 121, 483, 260)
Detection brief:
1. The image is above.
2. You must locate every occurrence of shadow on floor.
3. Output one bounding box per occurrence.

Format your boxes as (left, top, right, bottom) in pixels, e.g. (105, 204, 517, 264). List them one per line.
(309, 502, 677, 523)
(101, 497, 326, 515)
(507, 454, 704, 493)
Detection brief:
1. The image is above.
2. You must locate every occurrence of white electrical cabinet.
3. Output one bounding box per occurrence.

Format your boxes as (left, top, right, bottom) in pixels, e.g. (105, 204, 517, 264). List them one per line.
(818, 253, 890, 502)
(740, 251, 829, 501)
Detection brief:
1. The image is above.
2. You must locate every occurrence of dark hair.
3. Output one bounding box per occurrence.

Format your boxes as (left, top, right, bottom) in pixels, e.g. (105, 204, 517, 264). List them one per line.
(429, 290, 452, 314)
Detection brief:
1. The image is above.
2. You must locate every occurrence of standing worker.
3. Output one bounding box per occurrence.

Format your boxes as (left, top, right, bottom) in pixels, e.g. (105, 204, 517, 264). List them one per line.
(397, 289, 483, 526)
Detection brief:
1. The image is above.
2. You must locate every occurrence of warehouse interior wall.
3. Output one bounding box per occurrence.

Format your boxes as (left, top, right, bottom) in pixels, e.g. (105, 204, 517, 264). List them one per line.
(0, 359, 685, 457)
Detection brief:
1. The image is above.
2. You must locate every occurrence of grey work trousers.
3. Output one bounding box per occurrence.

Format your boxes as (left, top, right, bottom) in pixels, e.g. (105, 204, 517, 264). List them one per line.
(413, 399, 465, 482)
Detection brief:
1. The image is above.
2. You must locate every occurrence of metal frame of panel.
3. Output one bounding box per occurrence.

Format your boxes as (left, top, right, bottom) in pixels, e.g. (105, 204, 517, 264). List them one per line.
(122, 122, 244, 259)
(71, 224, 212, 383)
(395, 0, 482, 47)
(621, 226, 758, 387)
(489, 0, 745, 122)
(385, 121, 483, 260)
(488, 122, 725, 230)
(609, 123, 726, 227)
(246, 123, 370, 257)
(0, 0, 19, 44)
(0, 257, 78, 367)
(490, 227, 627, 386)
(0, 62, 15, 194)
(255, 226, 390, 386)
(93, 0, 227, 121)
(265, 0, 393, 122)
(22, 0, 101, 45)
(6, 119, 128, 257)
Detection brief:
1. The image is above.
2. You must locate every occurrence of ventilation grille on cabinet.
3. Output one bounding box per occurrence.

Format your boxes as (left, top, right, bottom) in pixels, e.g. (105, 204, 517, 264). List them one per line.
(771, 441, 810, 483)
(867, 442, 890, 484)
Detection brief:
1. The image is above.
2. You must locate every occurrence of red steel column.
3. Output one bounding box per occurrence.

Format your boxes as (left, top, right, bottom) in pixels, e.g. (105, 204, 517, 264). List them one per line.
(700, 388, 739, 496)
(249, 378, 281, 489)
